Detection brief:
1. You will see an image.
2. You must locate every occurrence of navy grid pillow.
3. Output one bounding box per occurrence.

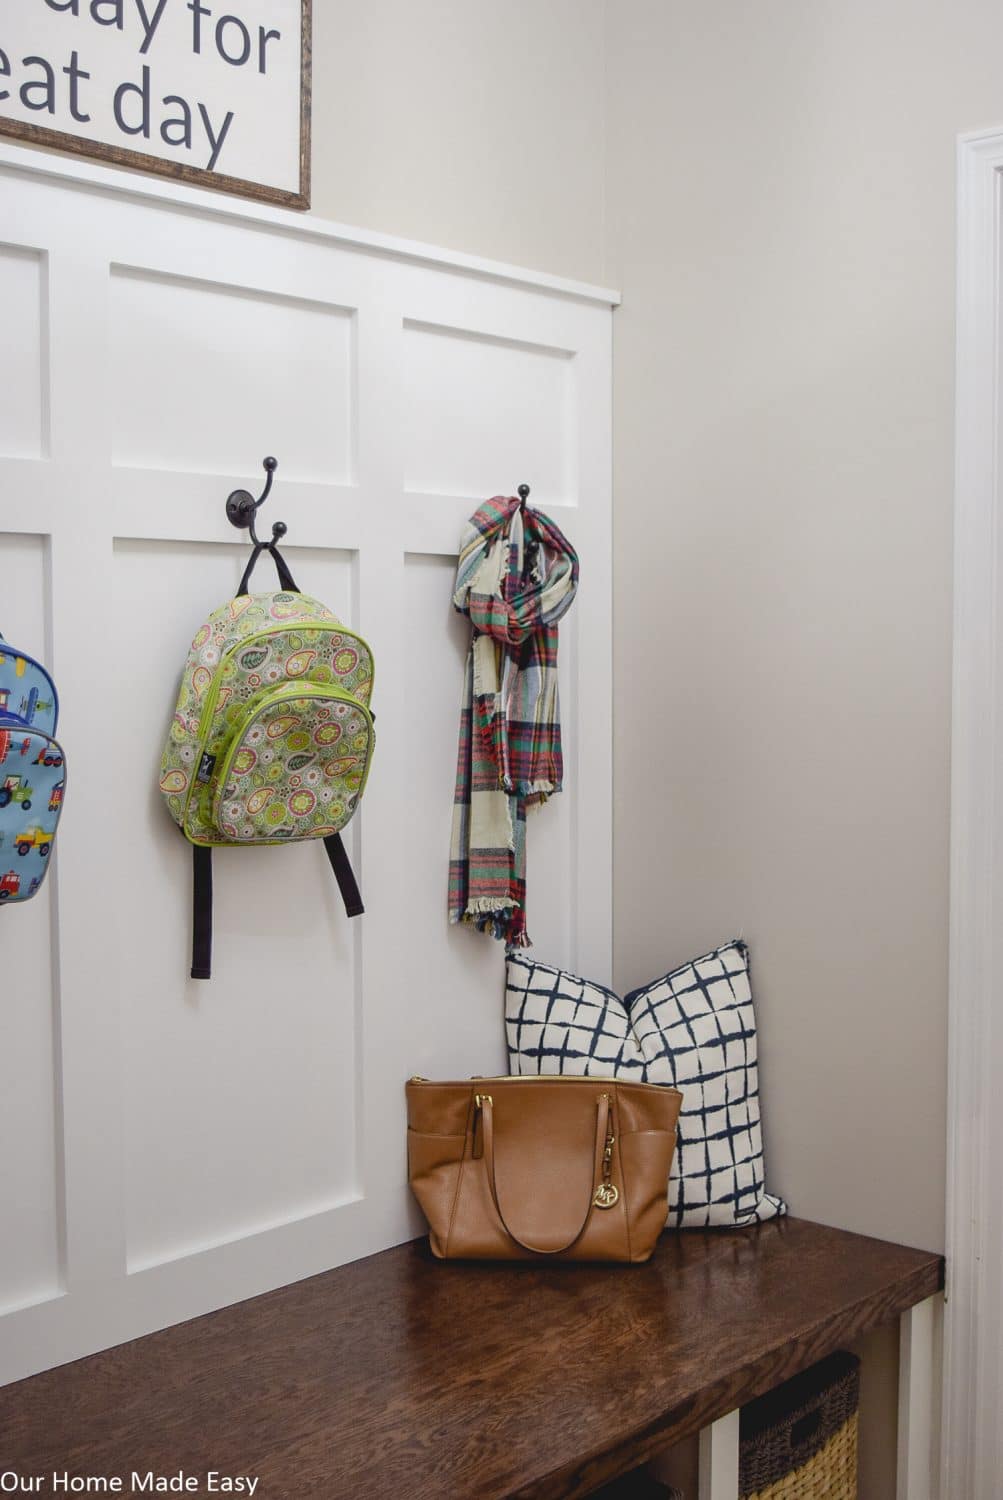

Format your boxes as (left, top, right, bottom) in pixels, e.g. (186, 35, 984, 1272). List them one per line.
(505, 939, 786, 1230)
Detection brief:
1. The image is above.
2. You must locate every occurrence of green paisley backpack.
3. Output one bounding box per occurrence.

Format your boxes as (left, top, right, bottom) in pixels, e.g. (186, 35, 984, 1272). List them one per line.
(160, 542, 374, 979)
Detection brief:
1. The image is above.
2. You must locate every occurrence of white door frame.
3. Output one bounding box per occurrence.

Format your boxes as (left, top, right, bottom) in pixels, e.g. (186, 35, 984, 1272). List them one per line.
(946, 126, 1003, 1499)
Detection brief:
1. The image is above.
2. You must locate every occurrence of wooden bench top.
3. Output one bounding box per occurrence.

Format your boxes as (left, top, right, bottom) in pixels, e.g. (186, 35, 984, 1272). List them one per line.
(0, 1218, 943, 1500)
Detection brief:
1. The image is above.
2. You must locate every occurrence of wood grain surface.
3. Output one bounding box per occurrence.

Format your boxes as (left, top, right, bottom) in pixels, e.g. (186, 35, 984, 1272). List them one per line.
(0, 1218, 943, 1500)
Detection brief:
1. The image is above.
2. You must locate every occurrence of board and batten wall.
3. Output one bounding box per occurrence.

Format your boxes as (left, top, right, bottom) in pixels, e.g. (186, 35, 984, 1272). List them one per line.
(0, 143, 615, 1385)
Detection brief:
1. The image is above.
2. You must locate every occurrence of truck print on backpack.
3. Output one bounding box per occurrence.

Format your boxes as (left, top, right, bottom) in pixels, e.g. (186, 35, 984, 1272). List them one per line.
(0, 634, 66, 905)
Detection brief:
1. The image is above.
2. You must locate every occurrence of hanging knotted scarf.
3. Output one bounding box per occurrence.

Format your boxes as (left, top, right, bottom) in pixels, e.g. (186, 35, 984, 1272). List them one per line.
(448, 495, 579, 947)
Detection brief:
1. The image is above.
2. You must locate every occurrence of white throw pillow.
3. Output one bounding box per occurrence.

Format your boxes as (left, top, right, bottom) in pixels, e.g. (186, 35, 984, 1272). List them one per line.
(505, 939, 786, 1229)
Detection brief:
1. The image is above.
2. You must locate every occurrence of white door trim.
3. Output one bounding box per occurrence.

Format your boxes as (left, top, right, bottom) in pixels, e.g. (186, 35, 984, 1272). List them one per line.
(945, 126, 1003, 1499)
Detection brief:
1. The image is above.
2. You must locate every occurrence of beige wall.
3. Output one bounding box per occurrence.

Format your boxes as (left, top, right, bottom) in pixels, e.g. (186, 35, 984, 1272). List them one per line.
(604, 0, 967, 1260)
(310, 0, 606, 284)
(603, 3, 1003, 1491)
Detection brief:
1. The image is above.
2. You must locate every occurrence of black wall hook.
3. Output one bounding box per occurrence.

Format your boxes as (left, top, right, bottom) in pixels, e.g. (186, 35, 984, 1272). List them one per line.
(226, 457, 287, 546)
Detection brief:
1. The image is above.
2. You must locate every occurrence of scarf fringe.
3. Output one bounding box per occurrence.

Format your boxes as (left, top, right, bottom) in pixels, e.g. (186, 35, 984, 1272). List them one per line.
(453, 909, 532, 947)
(462, 896, 516, 916)
(506, 779, 559, 801)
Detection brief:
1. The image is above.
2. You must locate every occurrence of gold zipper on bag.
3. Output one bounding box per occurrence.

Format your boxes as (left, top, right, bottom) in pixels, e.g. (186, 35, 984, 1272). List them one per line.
(408, 1074, 597, 1084)
(406, 1074, 676, 1095)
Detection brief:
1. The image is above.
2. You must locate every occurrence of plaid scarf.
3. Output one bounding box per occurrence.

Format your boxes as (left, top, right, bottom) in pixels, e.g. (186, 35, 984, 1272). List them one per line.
(448, 496, 579, 947)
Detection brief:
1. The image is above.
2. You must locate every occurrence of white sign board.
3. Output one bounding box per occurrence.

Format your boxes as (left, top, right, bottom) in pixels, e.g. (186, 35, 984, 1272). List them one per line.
(0, 0, 311, 207)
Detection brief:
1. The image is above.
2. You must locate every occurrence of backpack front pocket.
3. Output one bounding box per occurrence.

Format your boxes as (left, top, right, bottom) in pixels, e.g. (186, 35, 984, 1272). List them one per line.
(0, 722, 66, 902)
(208, 683, 374, 844)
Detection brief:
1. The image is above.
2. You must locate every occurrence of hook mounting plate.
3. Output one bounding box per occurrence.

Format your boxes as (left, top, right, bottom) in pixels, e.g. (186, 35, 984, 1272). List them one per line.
(225, 457, 281, 547)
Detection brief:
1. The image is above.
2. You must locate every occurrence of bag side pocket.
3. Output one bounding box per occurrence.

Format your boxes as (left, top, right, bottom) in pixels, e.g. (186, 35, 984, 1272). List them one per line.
(406, 1129, 467, 1258)
(619, 1128, 679, 1261)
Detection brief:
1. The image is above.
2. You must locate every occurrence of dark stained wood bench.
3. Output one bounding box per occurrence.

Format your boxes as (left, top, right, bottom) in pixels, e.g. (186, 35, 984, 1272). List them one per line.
(0, 1218, 943, 1500)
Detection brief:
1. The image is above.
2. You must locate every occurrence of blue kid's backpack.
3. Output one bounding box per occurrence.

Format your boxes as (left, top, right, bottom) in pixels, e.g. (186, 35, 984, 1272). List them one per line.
(0, 634, 65, 904)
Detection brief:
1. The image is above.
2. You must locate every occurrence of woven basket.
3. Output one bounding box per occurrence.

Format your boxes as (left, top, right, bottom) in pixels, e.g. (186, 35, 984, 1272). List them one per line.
(740, 1351, 860, 1499)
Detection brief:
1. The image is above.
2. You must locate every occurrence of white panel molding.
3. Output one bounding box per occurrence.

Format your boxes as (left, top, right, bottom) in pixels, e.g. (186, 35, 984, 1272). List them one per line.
(401, 317, 576, 505)
(0, 245, 47, 460)
(946, 126, 1003, 1500)
(0, 142, 621, 308)
(108, 266, 357, 483)
(0, 149, 616, 1385)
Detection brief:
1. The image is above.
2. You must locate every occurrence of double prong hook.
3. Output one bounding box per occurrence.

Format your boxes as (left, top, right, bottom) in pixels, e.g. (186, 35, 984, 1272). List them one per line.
(226, 456, 287, 546)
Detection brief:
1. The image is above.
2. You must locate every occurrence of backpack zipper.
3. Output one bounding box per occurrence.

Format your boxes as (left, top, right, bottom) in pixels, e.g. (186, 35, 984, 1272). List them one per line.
(194, 620, 374, 747)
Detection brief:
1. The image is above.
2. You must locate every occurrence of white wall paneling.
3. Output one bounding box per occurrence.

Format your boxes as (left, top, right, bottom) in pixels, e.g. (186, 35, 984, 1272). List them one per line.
(0, 533, 62, 1317)
(0, 144, 616, 1385)
(0, 247, 47, 461)
(109, 271, 356, 482)
(401, 320, 576, 504)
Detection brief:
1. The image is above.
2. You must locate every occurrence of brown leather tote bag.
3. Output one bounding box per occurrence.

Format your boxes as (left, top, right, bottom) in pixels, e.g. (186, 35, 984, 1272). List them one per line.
(406, 1076, 682, 1263)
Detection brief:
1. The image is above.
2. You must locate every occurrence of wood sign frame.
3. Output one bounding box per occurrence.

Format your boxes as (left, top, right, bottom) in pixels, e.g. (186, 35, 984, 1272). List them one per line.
(0, 0, 312, 209)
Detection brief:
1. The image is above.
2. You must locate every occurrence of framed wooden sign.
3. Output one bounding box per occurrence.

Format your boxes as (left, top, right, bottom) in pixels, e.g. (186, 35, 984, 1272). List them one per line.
(0, 0, 311, 208)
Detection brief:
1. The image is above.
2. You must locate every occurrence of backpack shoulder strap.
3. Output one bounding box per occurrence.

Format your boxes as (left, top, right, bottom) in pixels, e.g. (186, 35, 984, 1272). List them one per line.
(323, 834, 364, 918)
(191, 845, 213, 980)
(190, 838, 362, 981)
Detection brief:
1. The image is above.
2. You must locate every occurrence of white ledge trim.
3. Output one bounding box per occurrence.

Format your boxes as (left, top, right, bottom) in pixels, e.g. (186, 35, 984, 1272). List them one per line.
(0, 142, 621, 308)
